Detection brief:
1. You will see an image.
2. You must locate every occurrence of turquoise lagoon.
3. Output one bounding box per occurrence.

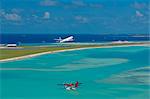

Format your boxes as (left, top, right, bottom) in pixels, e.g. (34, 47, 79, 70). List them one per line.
(0, 45, 150, 99)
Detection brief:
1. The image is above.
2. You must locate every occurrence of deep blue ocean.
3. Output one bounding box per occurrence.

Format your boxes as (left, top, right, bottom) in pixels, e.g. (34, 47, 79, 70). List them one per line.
(0, 34, 149, 44)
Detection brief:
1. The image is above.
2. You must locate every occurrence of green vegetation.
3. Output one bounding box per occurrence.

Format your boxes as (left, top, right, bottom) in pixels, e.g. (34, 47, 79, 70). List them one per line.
(0, 44, 100, 60)
(0, 42, 148, 60)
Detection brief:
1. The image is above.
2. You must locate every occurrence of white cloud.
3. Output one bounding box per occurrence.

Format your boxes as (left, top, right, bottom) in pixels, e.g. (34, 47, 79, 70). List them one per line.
(40, 0, 57, 6)
(75, 16, 89, 23)
(72, 1, 86, 6)
(136, 10, 144, 17)
(71, 1, 103, 8)
(11, 8, 23, 13)
(89, 3, 103, 8)
(32, 15, 38, 19)
(43, 12, 50, 19)
(0, 9, 5, 17)
(5, 13, 21, 21)
(0, 9, 22, 22)
(132, 2, 147, 9)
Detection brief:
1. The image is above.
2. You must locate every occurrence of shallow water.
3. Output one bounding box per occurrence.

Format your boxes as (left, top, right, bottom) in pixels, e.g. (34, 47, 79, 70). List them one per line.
(0, 46, 150, 99)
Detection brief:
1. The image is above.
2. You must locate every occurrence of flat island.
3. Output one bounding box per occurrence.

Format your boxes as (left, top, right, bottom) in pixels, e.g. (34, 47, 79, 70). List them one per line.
(0, 42, 149, 62)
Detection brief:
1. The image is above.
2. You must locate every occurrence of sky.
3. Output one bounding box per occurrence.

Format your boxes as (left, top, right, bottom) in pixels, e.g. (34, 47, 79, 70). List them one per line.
(0, 0, 149, 34)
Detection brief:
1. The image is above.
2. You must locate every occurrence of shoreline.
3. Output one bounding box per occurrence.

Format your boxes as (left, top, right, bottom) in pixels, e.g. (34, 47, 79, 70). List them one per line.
(0, 43, 149, 62)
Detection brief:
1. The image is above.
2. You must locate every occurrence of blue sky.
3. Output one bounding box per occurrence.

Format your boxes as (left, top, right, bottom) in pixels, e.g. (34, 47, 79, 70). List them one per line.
(0, 0, 149, 34)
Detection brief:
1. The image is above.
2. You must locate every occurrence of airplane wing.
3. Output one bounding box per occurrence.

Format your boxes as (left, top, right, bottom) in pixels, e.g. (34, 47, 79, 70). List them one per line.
(54, 36, 74, 43)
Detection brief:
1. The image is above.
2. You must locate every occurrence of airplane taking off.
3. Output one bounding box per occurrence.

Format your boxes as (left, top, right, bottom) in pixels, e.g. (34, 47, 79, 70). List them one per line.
(54, 36, 74, 43)
(58, 81, 82, 91)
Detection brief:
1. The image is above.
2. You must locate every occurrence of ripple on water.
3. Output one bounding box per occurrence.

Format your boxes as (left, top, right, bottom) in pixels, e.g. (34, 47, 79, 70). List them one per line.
(53, 58, 128, 71)
(0, 58, 128, 71)
(96, 66, 150, 85)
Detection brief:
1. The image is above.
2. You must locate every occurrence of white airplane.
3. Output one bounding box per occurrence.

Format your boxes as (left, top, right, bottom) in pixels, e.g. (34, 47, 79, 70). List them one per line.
(54, 36, 74, 43)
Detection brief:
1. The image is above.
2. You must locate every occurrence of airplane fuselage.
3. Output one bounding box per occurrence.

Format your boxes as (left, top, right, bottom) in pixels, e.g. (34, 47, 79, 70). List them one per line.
(59, 36, 74, 43)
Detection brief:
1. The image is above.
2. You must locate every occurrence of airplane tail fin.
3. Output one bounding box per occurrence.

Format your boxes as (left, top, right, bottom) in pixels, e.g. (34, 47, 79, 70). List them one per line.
(58, 37, 62, 40)
(75, 81, 79, 88)
(54, 37, 62, 42)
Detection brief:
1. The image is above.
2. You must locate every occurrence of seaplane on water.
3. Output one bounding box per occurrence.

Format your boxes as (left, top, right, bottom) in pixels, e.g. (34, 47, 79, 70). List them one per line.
(58, 81, 82, 91)
(54, 36, 74, 43)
